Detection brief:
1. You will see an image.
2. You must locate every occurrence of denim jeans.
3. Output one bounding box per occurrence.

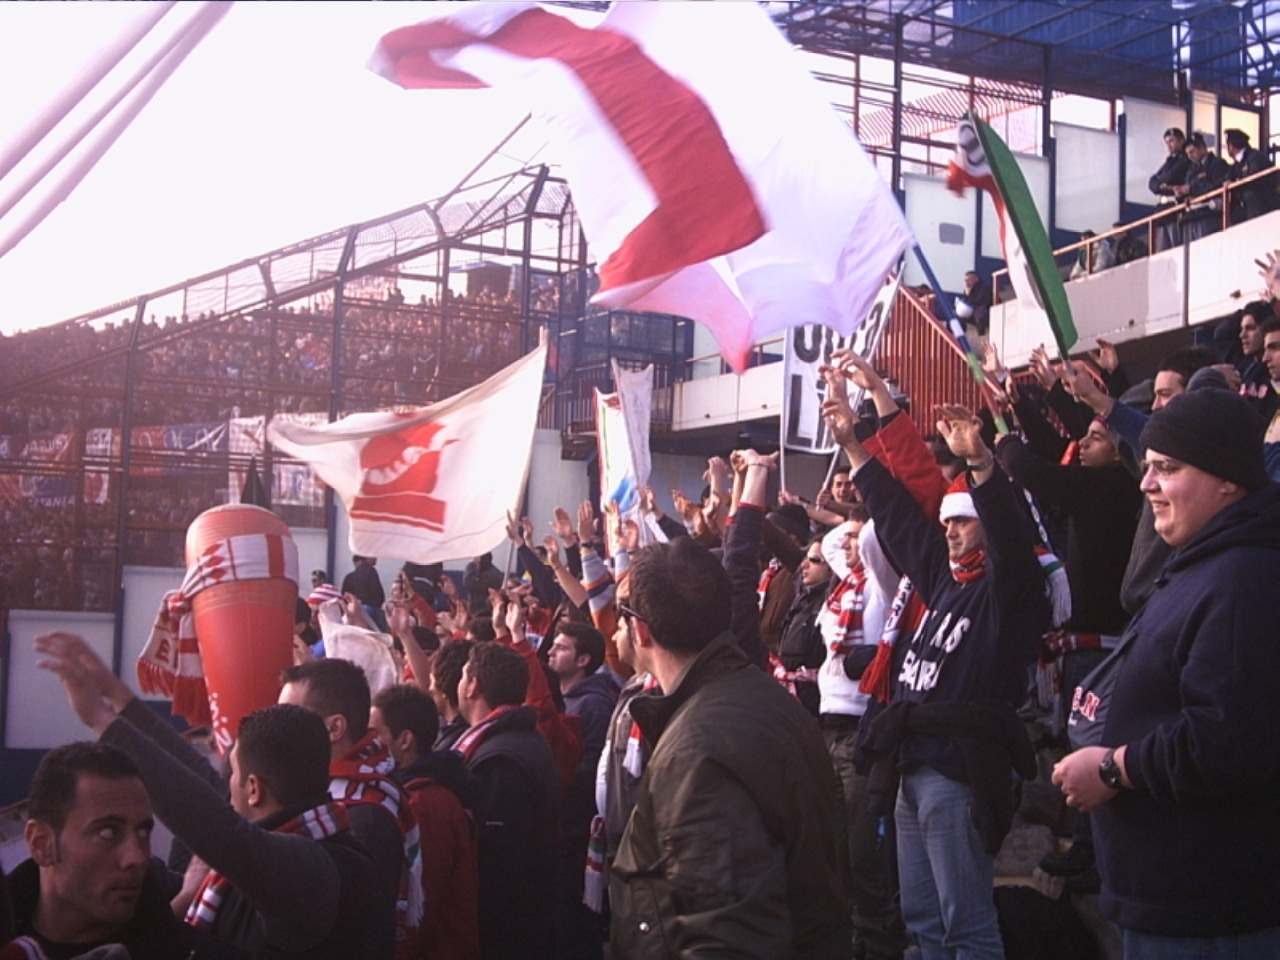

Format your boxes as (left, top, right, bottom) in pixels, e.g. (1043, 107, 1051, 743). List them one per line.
(895, 767, 1004, 960)
(1123, 926, 1280, 959)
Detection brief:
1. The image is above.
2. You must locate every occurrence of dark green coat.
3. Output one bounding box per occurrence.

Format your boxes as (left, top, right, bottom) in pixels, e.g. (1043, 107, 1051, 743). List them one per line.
(610, 634, 851, 959)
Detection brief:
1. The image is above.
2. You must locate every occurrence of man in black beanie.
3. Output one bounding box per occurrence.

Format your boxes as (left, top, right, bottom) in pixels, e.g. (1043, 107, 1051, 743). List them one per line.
(1053, 389, 1280, 958)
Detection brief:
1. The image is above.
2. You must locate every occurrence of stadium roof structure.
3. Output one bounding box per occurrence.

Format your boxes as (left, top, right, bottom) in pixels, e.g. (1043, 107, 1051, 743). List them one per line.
(773, 0, 1280, 103)
(0, 119, 577, 399)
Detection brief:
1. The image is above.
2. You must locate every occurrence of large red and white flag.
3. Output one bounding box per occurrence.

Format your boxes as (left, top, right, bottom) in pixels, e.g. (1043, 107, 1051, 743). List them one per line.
(267, 345, 546, 563)
(371, 3, 912, 372)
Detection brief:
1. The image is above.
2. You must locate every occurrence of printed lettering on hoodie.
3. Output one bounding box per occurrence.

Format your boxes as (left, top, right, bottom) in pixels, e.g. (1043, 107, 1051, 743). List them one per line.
(898, 612, 971, 692)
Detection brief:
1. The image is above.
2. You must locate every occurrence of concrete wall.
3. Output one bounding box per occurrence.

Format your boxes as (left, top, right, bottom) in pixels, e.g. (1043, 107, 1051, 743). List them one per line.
(990, 208, 1280, 367)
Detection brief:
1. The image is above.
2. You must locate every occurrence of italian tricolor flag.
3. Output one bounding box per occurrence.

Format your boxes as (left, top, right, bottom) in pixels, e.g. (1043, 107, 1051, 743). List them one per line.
(946, 112, 1077, 356)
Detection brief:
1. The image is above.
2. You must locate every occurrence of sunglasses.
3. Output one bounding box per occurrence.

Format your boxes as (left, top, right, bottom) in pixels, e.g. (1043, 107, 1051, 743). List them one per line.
(617, 602, 645, 625)
(804, 554, 827, 565)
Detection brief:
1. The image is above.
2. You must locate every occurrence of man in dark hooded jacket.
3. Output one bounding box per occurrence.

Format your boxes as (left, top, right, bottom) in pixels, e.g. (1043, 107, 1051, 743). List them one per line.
(1054, 389, 1280, 957)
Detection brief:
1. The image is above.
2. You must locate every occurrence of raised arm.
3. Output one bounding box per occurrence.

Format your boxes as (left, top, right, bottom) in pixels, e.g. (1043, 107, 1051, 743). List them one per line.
(720, 451, 774, 670)
(35, 633, 342, 950)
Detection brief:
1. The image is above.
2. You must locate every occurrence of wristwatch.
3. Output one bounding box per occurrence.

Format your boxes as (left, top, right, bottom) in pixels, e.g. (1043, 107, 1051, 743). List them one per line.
(1098, 748, 1125, 790)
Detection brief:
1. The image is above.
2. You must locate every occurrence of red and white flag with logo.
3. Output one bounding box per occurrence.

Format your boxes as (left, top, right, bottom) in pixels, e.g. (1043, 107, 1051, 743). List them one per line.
(370, 2, 912, 373)
(267, 345, 547, 563)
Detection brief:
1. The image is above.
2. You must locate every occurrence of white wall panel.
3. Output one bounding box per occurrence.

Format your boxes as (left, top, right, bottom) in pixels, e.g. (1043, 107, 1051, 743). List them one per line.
(1054, 124, 1120, 233)
(1192, 90, 1218, 147)
(903, 173, 975, 288)
(1220, 105, 1260, 148)
(6, 610, 114, 749)
(982, 154, 1049, 261)
(1123, 97, 1187, 205)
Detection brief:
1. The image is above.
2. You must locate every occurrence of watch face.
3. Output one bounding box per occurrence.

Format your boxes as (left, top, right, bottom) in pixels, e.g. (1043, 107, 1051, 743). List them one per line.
(1099, 754, 1122, 789)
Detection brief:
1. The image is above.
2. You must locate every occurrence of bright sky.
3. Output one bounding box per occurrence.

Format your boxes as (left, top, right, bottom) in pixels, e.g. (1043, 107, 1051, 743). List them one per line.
(0, 2, 533, 336)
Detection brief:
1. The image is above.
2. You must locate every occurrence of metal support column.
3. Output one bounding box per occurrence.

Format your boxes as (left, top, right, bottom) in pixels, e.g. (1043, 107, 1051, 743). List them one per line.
(891, 15, 905, 193)
(110, 301, 147, 676)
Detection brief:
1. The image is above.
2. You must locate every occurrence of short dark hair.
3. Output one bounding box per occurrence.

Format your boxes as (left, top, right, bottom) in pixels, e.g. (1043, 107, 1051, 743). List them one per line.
(832, 467, 851, 479)
(466, 642, 528, 708)
(373, 684, 439, 757)
(1225, 128, 1250, 150)
(556, 622, 606, 675)
(1163, 126, 1185, 140)
(280, 658, 371, 742)
(431, 640, 473, 710)
(236, 704, 331, 810)
(28, 742, 142, 832)
(1156, 346, 1213, 387)
(1242, 300, 1276, 324)
(1261, 316, 1280, 337)
(467, 617, 496, 644)
(1187, 132, 1208, 150)
(629, 537, 731, 653)
(845, 503, 870, 524)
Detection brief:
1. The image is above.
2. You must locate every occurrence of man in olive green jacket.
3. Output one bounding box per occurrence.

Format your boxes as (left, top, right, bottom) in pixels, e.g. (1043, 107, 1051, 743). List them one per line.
(610, 451, 851, 958)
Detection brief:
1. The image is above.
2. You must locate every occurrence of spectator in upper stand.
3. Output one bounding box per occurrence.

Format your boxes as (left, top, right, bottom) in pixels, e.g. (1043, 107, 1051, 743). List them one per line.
(610, 454, 851, 958)
(1149, 127, 1190, 251)
(454, 641, 559, 960)
(279, 658, 420, 957)
(370, 684, 481, 960)
(823, 367, 1049, 960)
(463, 552, 504, 615)
(36, 633, 394, 958)
(1053, 389, 1280, 959)
(956, 270, 991, 340)
(1237, 300, 1278, 404)
(6, 742, 229, 960)
(1225, 128, 1274, 223)
(428, 640, 474, 751)
(1175, 133, 1231, 242)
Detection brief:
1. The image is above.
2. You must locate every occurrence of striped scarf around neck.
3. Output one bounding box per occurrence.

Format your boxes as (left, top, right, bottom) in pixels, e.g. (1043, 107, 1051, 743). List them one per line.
(330, 733, 424, 930)
(948, 547, 987, 583)
(186, 801, 348, 929)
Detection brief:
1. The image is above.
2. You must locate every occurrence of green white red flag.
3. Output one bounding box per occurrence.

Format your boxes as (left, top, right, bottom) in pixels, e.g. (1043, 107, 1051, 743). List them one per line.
(946, 113, 1077, 355)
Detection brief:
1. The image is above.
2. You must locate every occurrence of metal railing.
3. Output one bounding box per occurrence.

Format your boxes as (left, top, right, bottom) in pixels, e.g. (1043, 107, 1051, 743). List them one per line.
(993, 164, 1279, 296)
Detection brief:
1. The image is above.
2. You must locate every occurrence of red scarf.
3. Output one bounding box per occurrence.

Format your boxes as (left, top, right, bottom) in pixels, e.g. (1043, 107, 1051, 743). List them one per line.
(824, 564, 867, 657)
(330, 733, 424, 934)
(859, 575, 914, 704)
(948, 547, 987, 583)
(452, 704, 521, 762)
(186, 801, 348, 929)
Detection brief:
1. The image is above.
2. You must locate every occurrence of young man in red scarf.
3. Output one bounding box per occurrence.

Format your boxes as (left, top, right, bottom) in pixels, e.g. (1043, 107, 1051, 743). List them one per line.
(279, 658, 422, 959)
(34, 631, 394, 958)
(823, 376, 1050, 960)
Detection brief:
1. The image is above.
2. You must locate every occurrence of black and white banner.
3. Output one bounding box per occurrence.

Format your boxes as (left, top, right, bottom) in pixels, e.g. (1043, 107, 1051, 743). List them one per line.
(781, 269, 902, 454)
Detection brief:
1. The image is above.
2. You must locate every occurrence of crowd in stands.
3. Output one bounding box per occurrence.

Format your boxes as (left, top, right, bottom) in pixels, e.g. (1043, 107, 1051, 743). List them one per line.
(6, 245, 1280, 959)
(0, 282, 575, 606)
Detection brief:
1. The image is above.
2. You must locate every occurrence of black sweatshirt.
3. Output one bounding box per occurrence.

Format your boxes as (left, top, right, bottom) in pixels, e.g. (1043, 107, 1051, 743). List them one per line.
(996, 434, 1141, 635)
(100, 700, 394, 958)
(1092, 484, 1280, 937)
(854, 458, 1049, 782)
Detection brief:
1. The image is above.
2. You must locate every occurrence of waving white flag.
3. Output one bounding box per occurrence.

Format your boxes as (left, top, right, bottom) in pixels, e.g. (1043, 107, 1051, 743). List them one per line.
(371, 2, 911, 372)
(268, 346, 546, 563)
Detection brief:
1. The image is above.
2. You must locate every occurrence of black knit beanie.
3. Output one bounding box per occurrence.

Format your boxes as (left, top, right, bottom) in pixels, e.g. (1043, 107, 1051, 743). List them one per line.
(1139, 388, 1267, 490)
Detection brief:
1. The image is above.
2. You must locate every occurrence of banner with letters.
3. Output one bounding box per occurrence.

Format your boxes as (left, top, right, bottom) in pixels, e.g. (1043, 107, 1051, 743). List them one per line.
(781, 269, 901, 454)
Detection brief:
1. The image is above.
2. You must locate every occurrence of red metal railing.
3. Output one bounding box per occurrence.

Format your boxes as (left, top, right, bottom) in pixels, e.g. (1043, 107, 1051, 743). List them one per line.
(878, 287, 989, 437)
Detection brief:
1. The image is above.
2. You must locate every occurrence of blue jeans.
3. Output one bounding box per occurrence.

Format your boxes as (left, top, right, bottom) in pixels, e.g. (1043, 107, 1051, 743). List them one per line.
(1124, 927, 1280, 959)
(895, 767, 1004, 960)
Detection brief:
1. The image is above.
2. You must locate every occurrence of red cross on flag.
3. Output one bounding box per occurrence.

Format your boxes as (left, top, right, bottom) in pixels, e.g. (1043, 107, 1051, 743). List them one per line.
(371, 2, 912, 373)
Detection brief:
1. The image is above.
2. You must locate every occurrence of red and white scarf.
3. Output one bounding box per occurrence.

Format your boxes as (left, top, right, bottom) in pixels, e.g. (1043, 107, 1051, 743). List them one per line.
(452, 703, 522, 762)
(186, 801, 348, 930)
(136, 532, 297, 730)
(824, 564, 867, 657)
(859, 574, 914, 704)
(329, 733, 424, 933)
(757, 557, 781, 609)
(948, 547, 988, 583)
